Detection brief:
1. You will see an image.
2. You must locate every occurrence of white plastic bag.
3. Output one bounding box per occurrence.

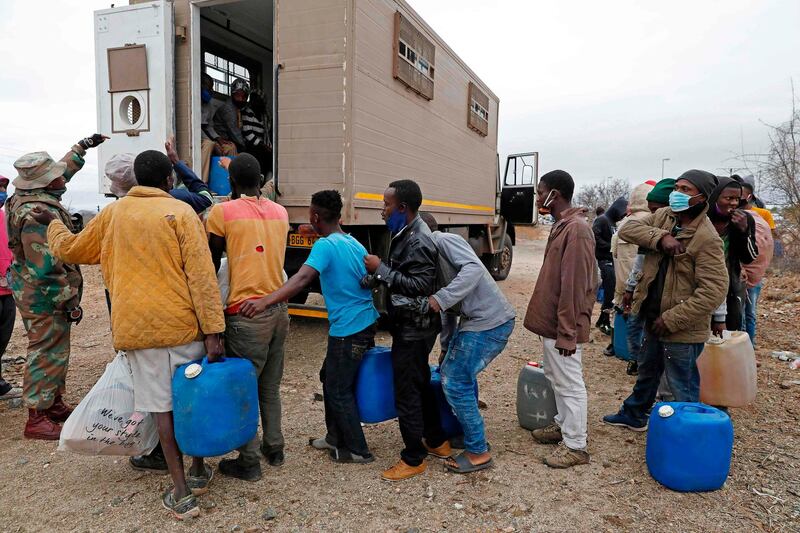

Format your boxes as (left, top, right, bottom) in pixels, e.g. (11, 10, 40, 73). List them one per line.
(218, 257, 230, 306)
(58, 352, 159, 456)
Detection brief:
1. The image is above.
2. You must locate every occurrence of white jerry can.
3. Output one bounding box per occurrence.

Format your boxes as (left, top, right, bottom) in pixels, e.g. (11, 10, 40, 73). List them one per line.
(94, 0, 175, 195)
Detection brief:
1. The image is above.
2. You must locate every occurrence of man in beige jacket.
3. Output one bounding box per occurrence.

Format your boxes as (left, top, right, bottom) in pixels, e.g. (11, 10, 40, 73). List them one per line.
(524, 170, 597, 469)
(603, 170, 728, 432)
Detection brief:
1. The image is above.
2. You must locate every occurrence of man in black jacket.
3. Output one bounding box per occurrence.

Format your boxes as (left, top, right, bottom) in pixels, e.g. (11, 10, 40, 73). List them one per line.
(364, 179, 449, 481)
(593, 196, 628, 335)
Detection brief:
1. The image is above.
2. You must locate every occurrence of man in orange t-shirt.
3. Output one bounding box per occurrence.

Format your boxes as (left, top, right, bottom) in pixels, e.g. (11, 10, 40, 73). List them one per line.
(207, 154, 290, 481)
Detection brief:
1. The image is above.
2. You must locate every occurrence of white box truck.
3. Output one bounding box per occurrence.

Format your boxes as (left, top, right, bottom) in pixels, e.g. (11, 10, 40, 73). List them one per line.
(94, 0, 539, 313)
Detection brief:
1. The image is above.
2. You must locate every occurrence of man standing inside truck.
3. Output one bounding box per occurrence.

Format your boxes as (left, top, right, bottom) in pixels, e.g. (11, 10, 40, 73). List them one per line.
(213, 77, 250, 154)
(524, 170, 596, 469)
(364, 179, 450, 481)
(207, 153, 290, 481)
(6, 134, 105, 440)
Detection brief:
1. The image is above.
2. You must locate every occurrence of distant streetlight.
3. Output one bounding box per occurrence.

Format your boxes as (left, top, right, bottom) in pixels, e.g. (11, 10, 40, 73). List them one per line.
(661, 158, 671, 180)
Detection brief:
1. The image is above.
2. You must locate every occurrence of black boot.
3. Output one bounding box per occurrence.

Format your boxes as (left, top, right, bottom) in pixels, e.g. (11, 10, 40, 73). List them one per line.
(626, 360, 639, 376)
(219, 457, 263, 481)
(129, 442, 169, 473)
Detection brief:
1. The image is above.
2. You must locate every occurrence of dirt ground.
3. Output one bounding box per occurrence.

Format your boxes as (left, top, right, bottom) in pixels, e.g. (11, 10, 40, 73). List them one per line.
(1, 231, 799, 533)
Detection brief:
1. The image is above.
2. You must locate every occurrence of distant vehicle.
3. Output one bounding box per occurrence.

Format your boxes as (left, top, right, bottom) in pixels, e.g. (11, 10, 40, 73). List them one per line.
(94, 0, 539, 314)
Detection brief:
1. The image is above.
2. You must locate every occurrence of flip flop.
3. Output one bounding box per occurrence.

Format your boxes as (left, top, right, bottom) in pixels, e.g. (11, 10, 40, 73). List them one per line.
(445, 452, 493, 474)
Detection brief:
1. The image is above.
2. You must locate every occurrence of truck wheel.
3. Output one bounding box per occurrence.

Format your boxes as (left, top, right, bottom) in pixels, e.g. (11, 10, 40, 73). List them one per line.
(492, 234, 513, 281)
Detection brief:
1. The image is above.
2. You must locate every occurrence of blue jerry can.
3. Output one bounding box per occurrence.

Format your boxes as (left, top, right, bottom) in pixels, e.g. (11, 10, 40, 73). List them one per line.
(355, 346, 397, 423)
(646, 402, 733, 492)
(430, 364, 478, 438)
(208, 156, 232, 196)
(613, 312, 632, 361)
(172, 356, 259, 457)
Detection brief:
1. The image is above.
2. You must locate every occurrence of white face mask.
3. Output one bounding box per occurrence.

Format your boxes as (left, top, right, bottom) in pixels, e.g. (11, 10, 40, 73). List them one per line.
(538, 190, 556, 215)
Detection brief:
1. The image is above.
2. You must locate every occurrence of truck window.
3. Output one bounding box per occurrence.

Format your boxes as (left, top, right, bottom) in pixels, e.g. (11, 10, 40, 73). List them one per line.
(468, 82, 490, 136)
(393, 12, 435, 100)
(204, 50, 253, 96)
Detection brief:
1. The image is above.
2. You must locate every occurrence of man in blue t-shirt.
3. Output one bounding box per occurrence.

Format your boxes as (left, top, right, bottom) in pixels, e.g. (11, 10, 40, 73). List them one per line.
(240, 190, 379, 463)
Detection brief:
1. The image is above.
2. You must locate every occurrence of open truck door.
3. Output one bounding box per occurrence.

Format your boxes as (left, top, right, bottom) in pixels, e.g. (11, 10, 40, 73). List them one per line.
(500, 152, 539, 225)
(94, 1, 175, 195)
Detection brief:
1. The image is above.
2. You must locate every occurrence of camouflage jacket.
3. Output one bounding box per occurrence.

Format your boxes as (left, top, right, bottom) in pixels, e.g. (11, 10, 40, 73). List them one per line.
(6, 145, 85, 314)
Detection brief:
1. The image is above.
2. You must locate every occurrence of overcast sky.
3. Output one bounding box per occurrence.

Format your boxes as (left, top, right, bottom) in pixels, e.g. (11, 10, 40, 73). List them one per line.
(0, 0, 797, 211)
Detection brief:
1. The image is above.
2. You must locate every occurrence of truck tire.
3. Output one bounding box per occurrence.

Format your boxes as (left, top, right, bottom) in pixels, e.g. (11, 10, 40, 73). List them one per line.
(492, 234, 513, 281)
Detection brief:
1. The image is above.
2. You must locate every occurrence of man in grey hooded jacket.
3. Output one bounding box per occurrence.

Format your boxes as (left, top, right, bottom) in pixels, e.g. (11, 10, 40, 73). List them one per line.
(420, 213, 515, 474)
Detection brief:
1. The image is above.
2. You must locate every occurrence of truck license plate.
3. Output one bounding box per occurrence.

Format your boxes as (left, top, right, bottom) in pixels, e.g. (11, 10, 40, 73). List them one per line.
(287, 233, 319, 248)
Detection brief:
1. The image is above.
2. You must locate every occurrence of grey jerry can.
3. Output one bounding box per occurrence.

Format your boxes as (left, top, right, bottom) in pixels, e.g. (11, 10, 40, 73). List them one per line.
(516, 361, 557, 430)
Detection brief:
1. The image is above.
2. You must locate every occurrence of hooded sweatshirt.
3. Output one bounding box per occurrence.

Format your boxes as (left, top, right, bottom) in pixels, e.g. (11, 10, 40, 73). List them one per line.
(612, 183, 653, 304)
(593, 196, 628, 262)
(707, 176, 758, 330)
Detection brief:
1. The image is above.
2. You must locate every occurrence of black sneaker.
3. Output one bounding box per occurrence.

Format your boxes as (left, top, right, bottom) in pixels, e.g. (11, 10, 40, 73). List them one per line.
(603, 343, 615, 357)
(218, 457, 262, 482)
(129, 452, 169, 473)
(328, 447, 375, 464)
(626, 361, 639, 376)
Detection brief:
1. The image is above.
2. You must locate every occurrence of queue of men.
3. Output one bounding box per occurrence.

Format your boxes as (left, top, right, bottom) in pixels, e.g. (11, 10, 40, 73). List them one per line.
(1, 134, 778, 519)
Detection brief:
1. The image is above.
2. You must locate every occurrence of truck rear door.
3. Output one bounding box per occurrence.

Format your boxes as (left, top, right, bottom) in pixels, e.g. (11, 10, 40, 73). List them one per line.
(94, 1, 175, 195)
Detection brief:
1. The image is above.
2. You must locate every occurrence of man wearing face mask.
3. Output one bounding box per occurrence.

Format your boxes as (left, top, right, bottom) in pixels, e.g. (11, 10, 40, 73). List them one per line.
(603, 170, 728, 432)
(524, 170, 597, 468)
(363, 179, 449, 481)
(6, 134, 106, 439)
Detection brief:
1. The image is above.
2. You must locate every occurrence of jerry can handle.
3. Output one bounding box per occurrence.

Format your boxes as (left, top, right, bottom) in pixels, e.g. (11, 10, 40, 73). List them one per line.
(678, 404, 714, 414)
(202, 355, 227, 365)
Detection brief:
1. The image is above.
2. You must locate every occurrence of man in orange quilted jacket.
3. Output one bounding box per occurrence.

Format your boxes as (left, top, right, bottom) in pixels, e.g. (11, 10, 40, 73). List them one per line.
(36, 150, 226, 520)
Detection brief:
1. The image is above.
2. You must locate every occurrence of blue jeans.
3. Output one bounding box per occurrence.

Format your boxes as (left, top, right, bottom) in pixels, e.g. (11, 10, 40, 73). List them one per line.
(621, 329, 703, 423)
(440, 319, 515, 454)
(745, 282, 762, 346)
(626, 313, 645, 362)
(320, 324, 376, 457)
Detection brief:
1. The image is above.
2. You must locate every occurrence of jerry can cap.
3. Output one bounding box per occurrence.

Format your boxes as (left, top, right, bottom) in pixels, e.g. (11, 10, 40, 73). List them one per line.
(527, 361, 541, 368)
(658, 405, 675, 418)
(184, 363, 203, 379)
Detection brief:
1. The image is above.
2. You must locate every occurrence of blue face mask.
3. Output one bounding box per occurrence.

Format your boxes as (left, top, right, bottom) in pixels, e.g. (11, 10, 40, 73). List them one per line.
(0, 192, 7, 206)
(201, 88, 212, 104)
(386, 209, 407, 234)
(669, 190, 701, 213)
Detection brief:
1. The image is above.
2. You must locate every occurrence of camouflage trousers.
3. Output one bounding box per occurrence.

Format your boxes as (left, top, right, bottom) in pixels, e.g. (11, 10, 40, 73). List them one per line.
(20, 312, 71, 410)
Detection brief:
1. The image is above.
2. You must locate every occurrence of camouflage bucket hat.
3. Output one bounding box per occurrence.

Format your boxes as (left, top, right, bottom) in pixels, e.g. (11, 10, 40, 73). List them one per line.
(12, 151, 67, 190)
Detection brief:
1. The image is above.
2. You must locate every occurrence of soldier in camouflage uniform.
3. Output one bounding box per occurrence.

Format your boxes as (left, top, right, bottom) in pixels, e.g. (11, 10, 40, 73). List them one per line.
(7, 134, 106, 440)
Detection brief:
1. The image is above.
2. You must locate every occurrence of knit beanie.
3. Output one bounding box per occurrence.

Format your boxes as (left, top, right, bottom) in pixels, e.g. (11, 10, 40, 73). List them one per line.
(676, 169, 718, 199)
(646, 178, 676, 205)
